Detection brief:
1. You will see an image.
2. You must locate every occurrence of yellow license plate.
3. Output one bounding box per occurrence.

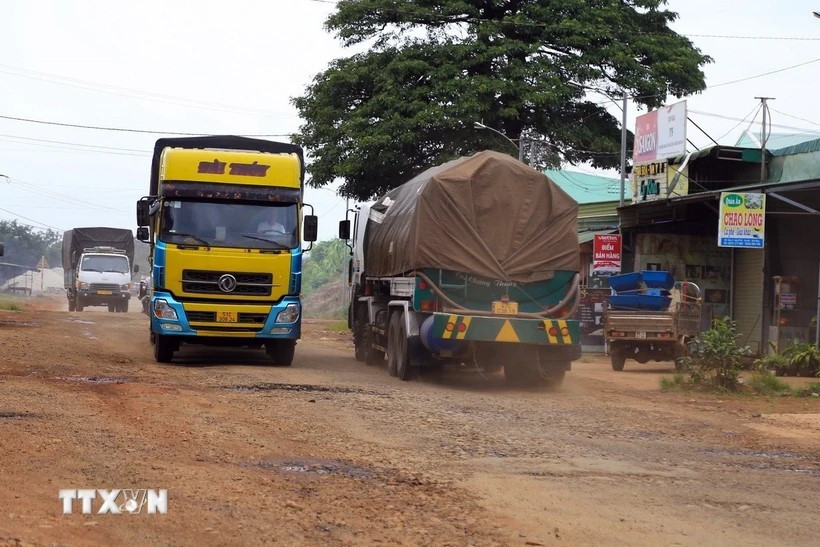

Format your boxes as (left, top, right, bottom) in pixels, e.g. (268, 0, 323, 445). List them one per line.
(97, 290, 112, 295)
(492, 300, 519, 315)
(217, 311, 238, 323)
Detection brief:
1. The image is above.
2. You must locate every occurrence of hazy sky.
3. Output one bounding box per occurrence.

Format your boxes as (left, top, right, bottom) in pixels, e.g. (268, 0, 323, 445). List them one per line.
(1, 0, 818, 242)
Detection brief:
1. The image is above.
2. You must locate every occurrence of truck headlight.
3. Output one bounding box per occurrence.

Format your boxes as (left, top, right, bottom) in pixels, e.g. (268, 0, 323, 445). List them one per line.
(77, 281, 89, 290)
(275, 303, 300, 324)
(121, 283, 131, 291)
(153, 299, 178, 320)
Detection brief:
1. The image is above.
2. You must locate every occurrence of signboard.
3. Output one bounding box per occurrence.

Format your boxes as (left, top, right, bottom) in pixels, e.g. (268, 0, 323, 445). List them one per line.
(718, 192, 766, 248)
(780, 292, 797, 310)
(631, 161, 689, 202)
(633, 100, 687, 163)
(592, 234, 622, 276)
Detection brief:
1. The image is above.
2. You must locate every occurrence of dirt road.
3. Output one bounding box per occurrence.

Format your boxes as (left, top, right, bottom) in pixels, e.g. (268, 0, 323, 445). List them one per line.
(1, 297, 818, 545)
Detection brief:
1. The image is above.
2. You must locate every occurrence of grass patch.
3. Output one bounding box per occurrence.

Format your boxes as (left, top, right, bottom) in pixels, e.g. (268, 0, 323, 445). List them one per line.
(325, 320, 349, 333)
(0, 295, 25, 311)
(794, 382, 820, 398)
(746, 373, 793, 396)
(660, 373, 687, 391)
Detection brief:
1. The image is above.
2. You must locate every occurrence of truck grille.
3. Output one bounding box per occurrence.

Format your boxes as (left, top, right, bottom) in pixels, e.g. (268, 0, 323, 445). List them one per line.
(185, 311, 268, 324)
(181, 270, 273, 296)
(90, 283, 120, 291)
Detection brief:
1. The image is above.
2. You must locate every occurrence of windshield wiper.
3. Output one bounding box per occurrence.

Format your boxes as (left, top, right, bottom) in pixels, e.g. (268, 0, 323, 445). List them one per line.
(168, 233, 211, 246)
(82, 268, 101, 272)
(241, 234, 291, 249)
(103, 269, 127, 273)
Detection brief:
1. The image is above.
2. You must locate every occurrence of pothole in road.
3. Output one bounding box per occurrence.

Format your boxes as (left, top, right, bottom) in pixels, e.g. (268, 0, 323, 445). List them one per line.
(0, 320, 39, 328)
(0, 411, 39, 419)
(252, 458, 374, 479)
(52, 376, 131, 385)
(224, 383, 374, 395)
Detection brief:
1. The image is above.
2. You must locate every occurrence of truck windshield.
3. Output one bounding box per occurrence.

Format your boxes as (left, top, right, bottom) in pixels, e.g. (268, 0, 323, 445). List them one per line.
(81, 255, 129, 273)
(159, 200, 298, 250)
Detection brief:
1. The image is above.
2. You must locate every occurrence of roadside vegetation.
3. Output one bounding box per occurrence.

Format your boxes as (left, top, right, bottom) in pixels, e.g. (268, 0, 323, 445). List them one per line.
(0, 294, 24, 311)
(661, 317, 820, 397)
(302, 239, 349, 319)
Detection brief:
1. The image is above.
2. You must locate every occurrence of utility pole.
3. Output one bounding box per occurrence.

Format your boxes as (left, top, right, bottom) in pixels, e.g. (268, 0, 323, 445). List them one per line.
(619, 93, 628, 207)
(755, 97, 774, 181)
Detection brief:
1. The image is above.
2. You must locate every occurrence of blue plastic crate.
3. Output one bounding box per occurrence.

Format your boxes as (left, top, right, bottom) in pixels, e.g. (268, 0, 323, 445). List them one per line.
(610, 294, 672, 311)
(608, 272, 642, 293)
(641, 270, 675, 290)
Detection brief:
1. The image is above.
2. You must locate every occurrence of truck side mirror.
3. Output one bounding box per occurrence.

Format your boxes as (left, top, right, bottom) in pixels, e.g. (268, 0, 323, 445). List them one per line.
(136, 226, 149, 242)
(303, 215, 318, 242)
(339, 220, 351, 240)
(133, 264, 140, 273)
(136, 199, 151, 227)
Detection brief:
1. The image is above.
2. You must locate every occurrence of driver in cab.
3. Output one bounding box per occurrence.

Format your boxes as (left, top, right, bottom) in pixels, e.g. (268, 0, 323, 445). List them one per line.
(256, 208, 288, 234)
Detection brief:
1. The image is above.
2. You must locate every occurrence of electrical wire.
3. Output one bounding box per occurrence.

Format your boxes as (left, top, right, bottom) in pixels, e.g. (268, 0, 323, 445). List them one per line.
(714, 104, 761, 142)
(688, 109, 820, 135)
(0, 113, 296, 137)
(768, 107, 820, 128)
(0, 206, 64, 231)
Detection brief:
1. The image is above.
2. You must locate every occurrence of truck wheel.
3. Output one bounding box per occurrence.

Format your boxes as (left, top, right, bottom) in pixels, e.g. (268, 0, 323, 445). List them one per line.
(108, 303, 116, 312)
(353, 305, 368, 362)
(76, 300, 84, 312)
(611, 352, 626, 371)
(504, 364, 540, 386)
(120, 300, 129, 313)
(394, 313, 415, 381)
(387, 311, 404, 377)
(154, 333, 174, 363)
(68, 300, 76, 312)
(538, 366, 567, 389)
(266, 340, 296, 366)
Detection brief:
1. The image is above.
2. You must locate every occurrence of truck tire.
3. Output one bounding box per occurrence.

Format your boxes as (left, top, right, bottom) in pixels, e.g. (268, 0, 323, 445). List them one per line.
(68, 299, 75, 312)
(353, 305, 368, 362)
(266, 340, 296, 366)
(387, 312, 400, 377)
(394, 313, 415, 381)
(76, 300, 84, 312)
(610, 352, 626, 371)
(154, 333, 174, 363)
(108, 303, 116, 312)
(120, 300, 129, 313)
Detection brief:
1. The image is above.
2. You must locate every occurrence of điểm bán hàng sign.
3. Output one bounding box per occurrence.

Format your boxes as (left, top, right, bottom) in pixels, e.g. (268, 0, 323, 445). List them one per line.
(592, 234, 622, 276)
(718, 192, 766, 248)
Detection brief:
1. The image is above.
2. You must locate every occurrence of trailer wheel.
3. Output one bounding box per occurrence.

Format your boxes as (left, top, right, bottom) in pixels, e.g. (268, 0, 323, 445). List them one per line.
(154, 333, 174, 363)
(394, 312, 415, 381)
(610, 352, 626, 371)
(68, 300, 75, 312)
(353, 305, 368, 362)
(266, 340, 296, 366)
(387, 311, 401, 377)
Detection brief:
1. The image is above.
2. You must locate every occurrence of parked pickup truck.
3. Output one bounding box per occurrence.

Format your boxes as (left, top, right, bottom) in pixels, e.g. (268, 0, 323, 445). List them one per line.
(605, 277, 702, 371)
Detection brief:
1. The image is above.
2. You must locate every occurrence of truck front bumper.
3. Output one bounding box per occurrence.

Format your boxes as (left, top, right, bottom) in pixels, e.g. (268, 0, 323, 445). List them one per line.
(149, 292, 301, 340)
(77, 290, 131, 305)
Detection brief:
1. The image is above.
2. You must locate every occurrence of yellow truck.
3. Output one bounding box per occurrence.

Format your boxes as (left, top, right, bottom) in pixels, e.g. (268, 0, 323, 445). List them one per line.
(136, 136, 317, 364)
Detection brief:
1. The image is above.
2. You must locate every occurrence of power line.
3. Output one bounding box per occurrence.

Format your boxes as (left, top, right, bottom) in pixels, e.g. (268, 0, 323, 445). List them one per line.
(0, 206, 64, 231)
(715, 103, 761, 142)
(708, 57, 820, 89)
(0, 113, 296, 137)
(0, 64, 300, 120)
(768, 107, 820, 128)
(0, 133, 150, 155)
(688, 109, 820, 135)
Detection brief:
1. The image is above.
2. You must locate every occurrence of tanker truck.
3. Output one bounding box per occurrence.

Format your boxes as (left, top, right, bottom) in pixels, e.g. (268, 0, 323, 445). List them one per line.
(339, 151, 582, 386)
(62, 228, 137, 312)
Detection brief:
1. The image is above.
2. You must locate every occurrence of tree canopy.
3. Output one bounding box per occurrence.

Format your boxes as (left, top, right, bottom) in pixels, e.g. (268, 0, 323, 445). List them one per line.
(293, 0, 711, 201)
(0, 221, 62, 282)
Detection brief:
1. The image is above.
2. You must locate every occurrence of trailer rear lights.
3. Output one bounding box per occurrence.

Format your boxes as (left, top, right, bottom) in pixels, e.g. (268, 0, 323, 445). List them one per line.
(445, 322, 455, 332)
(418, 281, 427, 290)
(153, 299, 178, 320)
(561, 327, 570, 336)
(270, 327, 291, 335)
(419, 299, 436, 311)
(161, 323, 183, 331)
(457, 323, 467, 333)
(548, 327, 559, 336)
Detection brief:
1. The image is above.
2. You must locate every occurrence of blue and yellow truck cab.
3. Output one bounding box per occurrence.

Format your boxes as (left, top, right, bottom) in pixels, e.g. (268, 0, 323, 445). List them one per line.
(136, 136, 318, 364)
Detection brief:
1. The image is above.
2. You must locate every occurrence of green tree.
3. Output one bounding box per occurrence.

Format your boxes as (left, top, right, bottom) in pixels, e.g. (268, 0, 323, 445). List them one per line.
(0, 220, 62, 274)
(293, 0, 710, 201)
(302, 239, 350, 296)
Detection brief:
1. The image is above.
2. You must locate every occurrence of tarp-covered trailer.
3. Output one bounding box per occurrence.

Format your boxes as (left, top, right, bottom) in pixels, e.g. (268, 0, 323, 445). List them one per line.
(342, 150, 582, 385)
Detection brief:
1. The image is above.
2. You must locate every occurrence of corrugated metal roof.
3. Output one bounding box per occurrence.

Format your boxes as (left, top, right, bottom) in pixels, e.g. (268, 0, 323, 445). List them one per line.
(544, 169, 622, 205)
(770, 137, 820, 157)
